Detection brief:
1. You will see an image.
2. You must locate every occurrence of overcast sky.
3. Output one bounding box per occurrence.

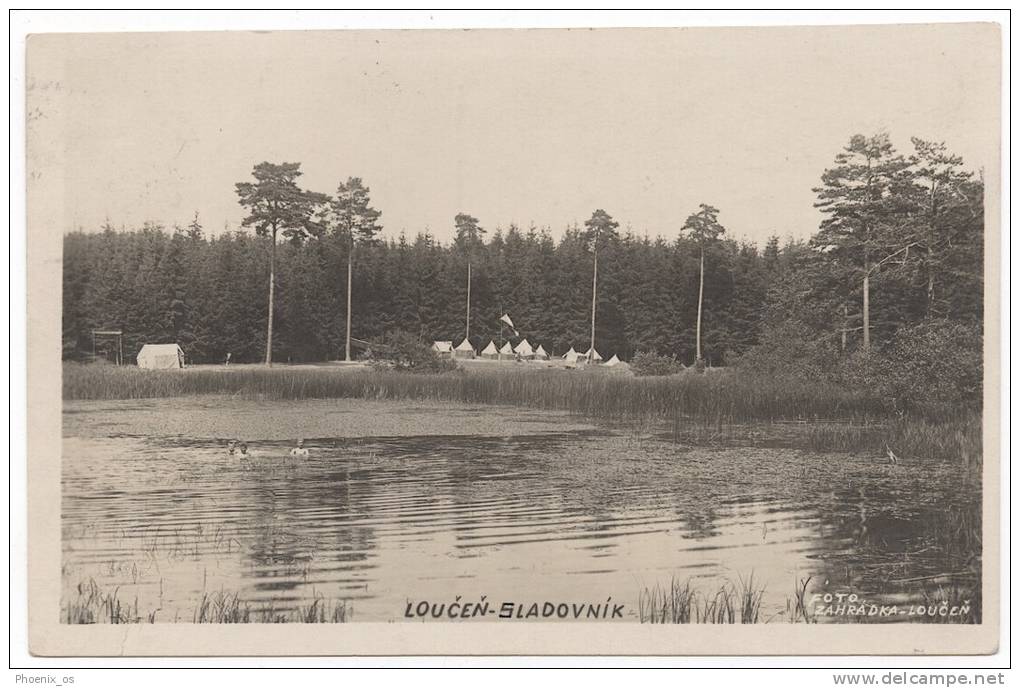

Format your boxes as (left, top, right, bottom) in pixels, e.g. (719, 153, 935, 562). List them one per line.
(29, 23, 999, 246)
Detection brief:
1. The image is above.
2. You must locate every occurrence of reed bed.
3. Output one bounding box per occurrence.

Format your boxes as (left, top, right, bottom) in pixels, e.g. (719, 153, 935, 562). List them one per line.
(64, 363, 890, 421)
(638, 574, 765, 624)
(638, 573, 976, 624)
(63, 578, 351, 624)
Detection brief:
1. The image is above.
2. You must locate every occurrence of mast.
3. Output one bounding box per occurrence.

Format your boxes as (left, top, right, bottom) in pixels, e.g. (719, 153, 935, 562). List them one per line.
(589, 249, 598, 363)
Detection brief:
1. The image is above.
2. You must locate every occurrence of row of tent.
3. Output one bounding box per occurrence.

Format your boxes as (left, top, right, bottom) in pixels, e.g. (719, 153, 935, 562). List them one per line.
(433, 338, 622, 366)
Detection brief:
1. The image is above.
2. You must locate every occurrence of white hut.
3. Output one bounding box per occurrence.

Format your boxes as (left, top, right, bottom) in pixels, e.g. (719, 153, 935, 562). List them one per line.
(513, 338, 535, 359)
(562, 346, 582, 364)
(583, 347, 604, 363)
(499, 342, 515, 360)
(136, 343, 185, 370)
(454, 338, 476, 359)
(432, 341, 454, 358)
(534, 344, 550, 360)
(604, 354, 622, 367)
(480, 341, 499, 360)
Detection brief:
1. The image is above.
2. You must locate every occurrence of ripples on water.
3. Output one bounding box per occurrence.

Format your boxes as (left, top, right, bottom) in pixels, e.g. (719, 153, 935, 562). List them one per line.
(62, 426, 978, 623)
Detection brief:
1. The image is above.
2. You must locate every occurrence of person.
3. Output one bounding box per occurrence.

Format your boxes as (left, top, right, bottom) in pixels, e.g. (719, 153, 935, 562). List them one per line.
(237, 442, 250, 459)
(225, 352, 232, 366)
(290, 439, 309, 458)
(227, 439, 238, 455)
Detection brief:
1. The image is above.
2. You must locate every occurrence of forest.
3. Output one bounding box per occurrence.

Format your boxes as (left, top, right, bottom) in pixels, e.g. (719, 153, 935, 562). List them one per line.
(62, 132, 985, 389)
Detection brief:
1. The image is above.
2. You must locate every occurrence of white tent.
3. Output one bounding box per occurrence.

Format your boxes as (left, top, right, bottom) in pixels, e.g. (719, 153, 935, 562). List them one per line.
(480, 341, 499, 359)
(136, 343, 184, 370)
(584, 347, 604, 363)
(604, 354, 621, 367)
(562, 346, 582, 364)
(432, 341, 454, 357)
(454, 338, 476, 359)
(534, 344, 550, 360)
(499, 342, 514, 359)
(513, 338, 534, 358)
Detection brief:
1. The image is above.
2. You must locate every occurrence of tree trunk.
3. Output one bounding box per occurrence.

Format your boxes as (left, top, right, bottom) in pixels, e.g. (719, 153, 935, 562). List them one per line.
(696, 246, 704, 362)
(862, 262, 870, 352)
(926, 180, 937, 319)
(265, 230, 276, 366)
(465, 261, 471, 342)
(345, 240, 353, 362)
(590, 251, 598, 363)
(841, 303, 848, 351)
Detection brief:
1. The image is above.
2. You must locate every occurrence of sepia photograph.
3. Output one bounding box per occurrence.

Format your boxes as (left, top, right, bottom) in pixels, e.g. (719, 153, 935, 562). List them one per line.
(23, 17, 1002, 657)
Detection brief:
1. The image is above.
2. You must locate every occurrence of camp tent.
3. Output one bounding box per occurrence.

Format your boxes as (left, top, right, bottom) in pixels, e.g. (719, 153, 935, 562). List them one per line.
(454, 338, 476, 359)
(432, 341, 454, 357)
(604, 354, 621, 367)
(534, 344, 550, 360)
(562, 346, 582, 364)
(584, 347, 604, 363)
(499, 342, 514, 359)
(136, 343, 185, 370)
(480, 341, 499, 359)
(513, 338, 534, 358)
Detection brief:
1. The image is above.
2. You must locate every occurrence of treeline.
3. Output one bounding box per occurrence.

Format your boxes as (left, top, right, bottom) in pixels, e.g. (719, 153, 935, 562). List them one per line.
(63, 220, 774, 364)
(62, 133, 984, 369)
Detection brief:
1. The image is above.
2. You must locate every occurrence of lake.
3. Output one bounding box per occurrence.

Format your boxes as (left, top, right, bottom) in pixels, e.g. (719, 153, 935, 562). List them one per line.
(61, 399, 979, 623)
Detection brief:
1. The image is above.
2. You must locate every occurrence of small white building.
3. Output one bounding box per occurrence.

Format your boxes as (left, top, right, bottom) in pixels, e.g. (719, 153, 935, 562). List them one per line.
(136, 343, 185, 370)
(534, 344, 550, 360)
(432, 341, 454, 358)
(499, 342, 515, 359)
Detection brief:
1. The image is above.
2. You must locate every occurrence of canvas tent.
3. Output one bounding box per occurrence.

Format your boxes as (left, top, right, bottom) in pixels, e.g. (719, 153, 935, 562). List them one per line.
(584, 347, 604, 363)
(534, 344, 550, 360)
(432, 341, 454, 357)
(136, 343, 185, 370)
(454, 338, 476, 359)
(499, 342, 514, 359)
(513, 338, 534, 358)
(480, 341, 499, 359)
(562, 346, 582, 364)
(604, 354, 621, 367)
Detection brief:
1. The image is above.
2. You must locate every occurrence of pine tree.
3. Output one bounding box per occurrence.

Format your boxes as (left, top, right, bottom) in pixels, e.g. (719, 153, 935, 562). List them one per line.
(235, 162, 328, 365)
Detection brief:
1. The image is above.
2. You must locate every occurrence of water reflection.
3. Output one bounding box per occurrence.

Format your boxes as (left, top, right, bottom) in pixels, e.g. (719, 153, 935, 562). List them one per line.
(62, 427, 979, 623)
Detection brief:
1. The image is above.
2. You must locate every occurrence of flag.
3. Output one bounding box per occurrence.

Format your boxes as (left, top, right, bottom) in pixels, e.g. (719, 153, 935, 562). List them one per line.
(500, 313, 519, 337)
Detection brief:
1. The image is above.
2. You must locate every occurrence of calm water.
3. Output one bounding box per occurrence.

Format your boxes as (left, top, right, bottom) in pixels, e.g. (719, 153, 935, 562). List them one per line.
(62, 417, 979, 623)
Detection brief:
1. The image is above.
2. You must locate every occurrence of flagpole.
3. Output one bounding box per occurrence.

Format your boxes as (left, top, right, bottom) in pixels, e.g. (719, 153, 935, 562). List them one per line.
(465, 262, 471, 343)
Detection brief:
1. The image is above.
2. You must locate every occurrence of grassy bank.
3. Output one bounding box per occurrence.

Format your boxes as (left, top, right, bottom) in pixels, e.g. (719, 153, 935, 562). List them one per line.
(65, 363, 887, 419)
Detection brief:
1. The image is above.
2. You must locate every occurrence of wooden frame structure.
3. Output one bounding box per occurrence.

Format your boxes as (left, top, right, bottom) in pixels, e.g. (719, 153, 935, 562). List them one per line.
(91, 329, 124, 365)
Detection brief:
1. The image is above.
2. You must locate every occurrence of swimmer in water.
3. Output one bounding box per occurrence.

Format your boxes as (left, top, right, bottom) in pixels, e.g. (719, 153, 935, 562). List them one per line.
(227, 439, 238, 455)
(289, 439, 309, 457)
(237, 442, 250, 459)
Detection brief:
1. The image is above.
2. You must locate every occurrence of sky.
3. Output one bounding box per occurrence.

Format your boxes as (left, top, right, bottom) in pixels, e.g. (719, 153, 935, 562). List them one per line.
(28, 23, 1000, 246)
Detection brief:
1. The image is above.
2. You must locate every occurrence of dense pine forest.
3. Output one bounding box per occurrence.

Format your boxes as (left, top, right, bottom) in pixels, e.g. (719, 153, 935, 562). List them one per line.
(62, 133, 984, 388)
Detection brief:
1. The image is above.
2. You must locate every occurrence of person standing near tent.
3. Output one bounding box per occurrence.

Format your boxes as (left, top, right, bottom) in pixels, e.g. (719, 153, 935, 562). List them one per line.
(225, 352, 231, 366)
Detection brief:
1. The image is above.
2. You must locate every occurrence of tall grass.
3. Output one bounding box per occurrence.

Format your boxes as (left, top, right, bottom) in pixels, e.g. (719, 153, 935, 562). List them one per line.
(64, 363, 890, 420)
(638, 574, 765, 624)
(63, 578, 351, 624)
